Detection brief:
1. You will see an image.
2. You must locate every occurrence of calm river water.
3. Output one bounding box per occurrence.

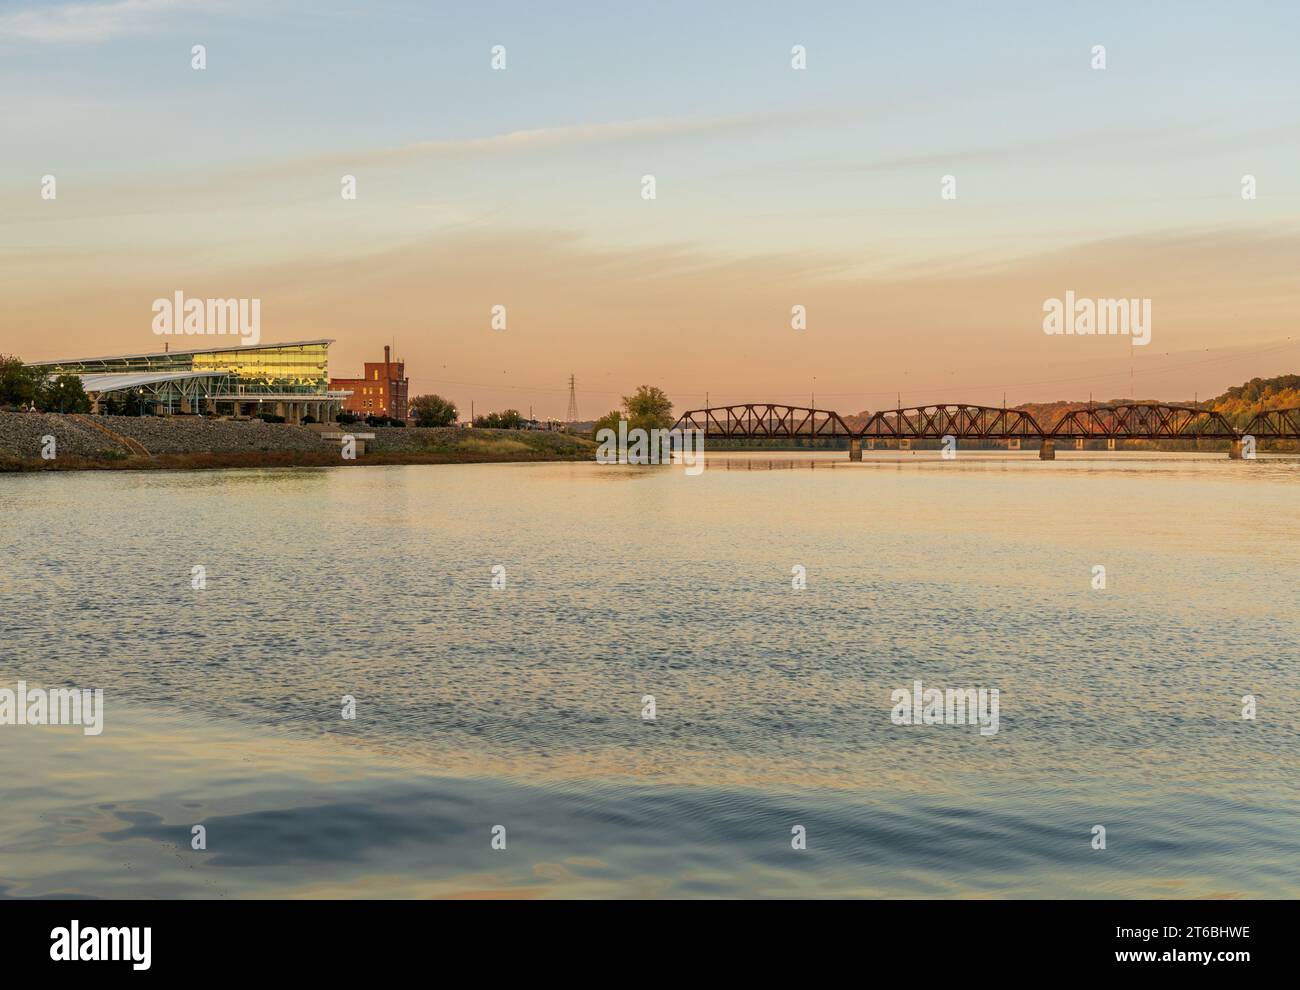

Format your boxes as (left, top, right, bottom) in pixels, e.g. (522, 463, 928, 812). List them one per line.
(2, 451, 1298, 898)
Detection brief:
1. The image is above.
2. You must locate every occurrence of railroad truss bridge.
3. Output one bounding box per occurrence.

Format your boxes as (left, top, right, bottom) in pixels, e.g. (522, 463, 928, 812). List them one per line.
(669, 403, 1300, 460)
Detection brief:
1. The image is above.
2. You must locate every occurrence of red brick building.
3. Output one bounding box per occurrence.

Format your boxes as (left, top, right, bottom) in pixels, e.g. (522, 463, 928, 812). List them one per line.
(330, 346, 409, 419)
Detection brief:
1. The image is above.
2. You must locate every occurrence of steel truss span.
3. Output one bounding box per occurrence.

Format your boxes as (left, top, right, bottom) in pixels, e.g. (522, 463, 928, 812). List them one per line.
(672, 404, 855, 438)
(671, 403, 1300, 441)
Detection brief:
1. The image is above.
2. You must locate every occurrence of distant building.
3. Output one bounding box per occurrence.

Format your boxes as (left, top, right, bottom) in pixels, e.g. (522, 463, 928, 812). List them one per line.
(28, 339, 348, 422)
(330, 346, 409, 419)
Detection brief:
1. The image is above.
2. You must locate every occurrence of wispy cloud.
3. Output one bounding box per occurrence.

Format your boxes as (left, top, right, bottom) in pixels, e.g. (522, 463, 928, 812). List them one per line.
(801, 120, 1300, 174)
(0, 0, 223, 45)
(279, 111, 792, 173)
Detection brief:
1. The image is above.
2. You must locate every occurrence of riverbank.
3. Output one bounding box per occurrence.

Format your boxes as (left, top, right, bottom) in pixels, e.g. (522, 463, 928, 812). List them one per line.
(0, 412, 595, 471)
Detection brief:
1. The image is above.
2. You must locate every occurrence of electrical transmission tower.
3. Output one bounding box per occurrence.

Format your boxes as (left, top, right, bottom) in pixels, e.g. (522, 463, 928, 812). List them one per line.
(566, 374, 579, 422)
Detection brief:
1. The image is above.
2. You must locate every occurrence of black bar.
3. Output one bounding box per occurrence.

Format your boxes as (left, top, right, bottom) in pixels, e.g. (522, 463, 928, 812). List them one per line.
(0, 899, 1285, 978)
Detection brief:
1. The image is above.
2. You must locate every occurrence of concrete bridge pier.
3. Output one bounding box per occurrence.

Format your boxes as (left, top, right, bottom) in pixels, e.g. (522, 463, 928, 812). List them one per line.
(1229, 439, 1243, 460)
(1039, 440, 1056, 460)
(849, 439, 862, 461)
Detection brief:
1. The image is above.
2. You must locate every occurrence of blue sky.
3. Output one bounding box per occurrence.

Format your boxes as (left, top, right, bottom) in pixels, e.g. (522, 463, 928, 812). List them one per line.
(2, 0, 1298, 414)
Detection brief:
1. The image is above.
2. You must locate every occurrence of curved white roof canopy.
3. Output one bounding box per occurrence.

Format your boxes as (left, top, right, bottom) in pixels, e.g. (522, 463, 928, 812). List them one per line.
(77, 371, 220, 393)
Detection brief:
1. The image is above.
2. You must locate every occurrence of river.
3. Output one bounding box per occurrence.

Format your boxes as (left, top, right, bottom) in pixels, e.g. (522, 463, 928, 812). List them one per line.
(2, 451, 1297, 897)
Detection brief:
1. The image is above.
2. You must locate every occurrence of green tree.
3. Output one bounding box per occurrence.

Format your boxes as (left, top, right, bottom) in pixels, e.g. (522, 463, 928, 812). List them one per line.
(410, 393, 458, 427)
(0, 354, 41, 408)
(622, 385, 673, 431)
(590, 409, 622, 439)
(39, 374, 91, 414)
(590, 386, 675, 440)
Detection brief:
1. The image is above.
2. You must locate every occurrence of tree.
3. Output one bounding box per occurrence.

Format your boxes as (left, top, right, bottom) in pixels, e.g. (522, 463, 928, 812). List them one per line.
(0, 354, 41, 408)
(40, 374, 91, 414)
(622, 385, 673, 432)
(474, 408, 524, 429)
(104, 391, 148, 416)
(409, 393, 458, 427)
(590, 409, 622, 439)
(589, 386, 675, 441)
(103, 390, 152, 416)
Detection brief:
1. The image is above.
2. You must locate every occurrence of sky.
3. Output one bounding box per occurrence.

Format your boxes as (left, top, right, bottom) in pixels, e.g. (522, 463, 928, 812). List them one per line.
(1, 0, 1298, 418)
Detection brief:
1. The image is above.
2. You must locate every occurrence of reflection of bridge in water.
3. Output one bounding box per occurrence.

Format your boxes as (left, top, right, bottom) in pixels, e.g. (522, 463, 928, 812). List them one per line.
(670, 403, 1300, 460)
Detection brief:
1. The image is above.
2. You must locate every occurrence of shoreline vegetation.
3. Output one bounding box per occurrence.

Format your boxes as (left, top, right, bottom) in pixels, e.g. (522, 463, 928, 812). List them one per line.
(0, 412, 595, 473)
(3, 373, 1298, 472)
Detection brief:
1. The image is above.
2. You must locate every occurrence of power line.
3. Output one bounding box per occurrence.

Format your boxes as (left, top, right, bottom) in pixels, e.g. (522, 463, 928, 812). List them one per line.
(402, 336, 1297, 404)
(406, 375, 625, 397)
(565, 373, 579, 422)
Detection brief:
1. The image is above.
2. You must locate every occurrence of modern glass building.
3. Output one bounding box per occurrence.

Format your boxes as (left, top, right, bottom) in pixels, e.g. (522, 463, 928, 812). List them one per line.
(29, 339, 352, 422)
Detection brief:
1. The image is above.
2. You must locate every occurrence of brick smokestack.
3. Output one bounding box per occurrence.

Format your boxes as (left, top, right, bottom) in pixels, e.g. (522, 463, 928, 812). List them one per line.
(384, 345, 391, 380)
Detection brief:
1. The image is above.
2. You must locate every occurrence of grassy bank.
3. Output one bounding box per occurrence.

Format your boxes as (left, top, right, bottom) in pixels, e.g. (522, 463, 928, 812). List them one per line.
(364, 426, 595, 458)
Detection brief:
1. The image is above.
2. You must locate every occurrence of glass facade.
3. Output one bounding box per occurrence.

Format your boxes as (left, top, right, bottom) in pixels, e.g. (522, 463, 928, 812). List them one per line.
(35, 341, 332, 398)
(29, 340, 344, 420)
(192, 342, 329, 395)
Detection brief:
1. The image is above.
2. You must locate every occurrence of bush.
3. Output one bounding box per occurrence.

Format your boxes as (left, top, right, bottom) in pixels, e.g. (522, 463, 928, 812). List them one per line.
(257, 413, 286, 424)
(410, 393, 458, 427)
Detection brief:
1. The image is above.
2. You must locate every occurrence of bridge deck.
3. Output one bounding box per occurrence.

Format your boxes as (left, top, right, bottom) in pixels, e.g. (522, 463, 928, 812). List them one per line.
(670, 403, 1300, 441)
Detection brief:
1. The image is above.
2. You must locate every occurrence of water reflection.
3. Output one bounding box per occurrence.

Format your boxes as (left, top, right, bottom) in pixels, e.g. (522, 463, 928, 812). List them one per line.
(1, 455, 1297, 897)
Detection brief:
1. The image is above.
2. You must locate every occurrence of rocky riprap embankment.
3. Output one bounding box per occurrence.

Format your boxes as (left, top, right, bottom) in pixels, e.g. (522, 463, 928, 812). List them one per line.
(0, 412, 328, 459)
(0, 414, 597, 466)
(97, 415, 326, 454)
(0, 412, 123, 459)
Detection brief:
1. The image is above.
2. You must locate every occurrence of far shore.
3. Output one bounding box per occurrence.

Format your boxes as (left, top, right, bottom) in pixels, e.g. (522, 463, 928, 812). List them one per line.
(0, 410, 596, 472)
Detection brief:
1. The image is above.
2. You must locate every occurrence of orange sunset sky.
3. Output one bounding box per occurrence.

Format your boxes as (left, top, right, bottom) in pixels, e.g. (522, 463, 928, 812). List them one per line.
(2, 1, 1298, 418)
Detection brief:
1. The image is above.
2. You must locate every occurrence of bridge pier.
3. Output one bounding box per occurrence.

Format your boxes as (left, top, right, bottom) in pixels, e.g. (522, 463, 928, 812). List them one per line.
(1107, 438, 1118, 451)
(1229, 439, 1243, 460)
(1039, 440, 1055, 460)
(1075, 438, 1085, 450)
(849, 439, 862, 461)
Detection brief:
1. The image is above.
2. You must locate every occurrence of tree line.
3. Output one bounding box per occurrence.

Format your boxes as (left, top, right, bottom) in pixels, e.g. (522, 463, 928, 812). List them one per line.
(0, 355, 90, 413)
